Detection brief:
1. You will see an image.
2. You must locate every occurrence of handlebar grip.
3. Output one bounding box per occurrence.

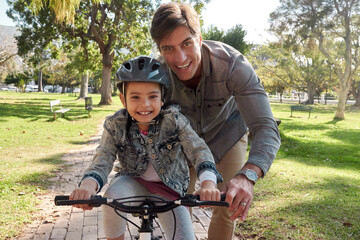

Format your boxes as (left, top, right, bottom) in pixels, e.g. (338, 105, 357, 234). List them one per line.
(194, 193, 226, 201)
(54, 195, 107, 207)
(192, 194, 229, 207)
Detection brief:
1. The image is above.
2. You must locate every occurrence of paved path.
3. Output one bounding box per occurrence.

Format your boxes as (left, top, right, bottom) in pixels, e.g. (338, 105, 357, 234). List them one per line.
(15, 126, 215, 240)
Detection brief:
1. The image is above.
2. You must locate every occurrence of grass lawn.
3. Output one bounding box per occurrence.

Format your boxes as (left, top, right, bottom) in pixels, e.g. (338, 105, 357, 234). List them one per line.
(0, 92, 359, 239)
(235, 102, 360, 239)
(0, 91, 122, 239)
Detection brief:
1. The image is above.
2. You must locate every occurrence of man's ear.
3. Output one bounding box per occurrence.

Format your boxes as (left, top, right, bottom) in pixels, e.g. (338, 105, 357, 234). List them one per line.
(119, 93, 126, 108)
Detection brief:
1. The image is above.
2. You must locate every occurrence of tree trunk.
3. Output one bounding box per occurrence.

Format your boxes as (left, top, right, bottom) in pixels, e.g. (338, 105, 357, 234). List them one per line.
(334, 80, 351, 119)
(99, 64, 113, 105)
(351, 80, 360, 106)
(79, 71, 89, 99)
(306, 84, 316, 104)
(38, 70, 43, 92)
(61, 84, 66, 94)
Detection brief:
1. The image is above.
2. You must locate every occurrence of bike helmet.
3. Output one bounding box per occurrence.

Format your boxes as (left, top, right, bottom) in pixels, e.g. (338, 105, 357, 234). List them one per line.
(116, 56, 169, 98)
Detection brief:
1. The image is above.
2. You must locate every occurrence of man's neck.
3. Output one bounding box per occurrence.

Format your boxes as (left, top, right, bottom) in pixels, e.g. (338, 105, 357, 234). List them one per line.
(182, 76, 201, 90)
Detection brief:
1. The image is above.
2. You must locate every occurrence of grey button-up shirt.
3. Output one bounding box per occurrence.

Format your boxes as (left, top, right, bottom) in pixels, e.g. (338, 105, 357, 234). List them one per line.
(165, 40, 281, 176)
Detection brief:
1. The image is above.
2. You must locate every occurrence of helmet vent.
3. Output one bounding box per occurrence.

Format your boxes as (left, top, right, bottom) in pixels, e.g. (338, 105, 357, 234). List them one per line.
(138, 58, 145, 70)
(124, 62, 131, 71)
(152, 63, 160, 71)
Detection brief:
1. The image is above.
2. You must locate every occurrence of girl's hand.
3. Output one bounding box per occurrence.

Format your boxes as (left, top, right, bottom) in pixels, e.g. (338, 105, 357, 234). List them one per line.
(69, 179, 98, 210)
(195, 180, 220, 203)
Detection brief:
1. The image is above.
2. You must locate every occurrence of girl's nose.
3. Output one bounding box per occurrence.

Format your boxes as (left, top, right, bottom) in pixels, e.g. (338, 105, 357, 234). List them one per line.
(140, 98, 150, 106)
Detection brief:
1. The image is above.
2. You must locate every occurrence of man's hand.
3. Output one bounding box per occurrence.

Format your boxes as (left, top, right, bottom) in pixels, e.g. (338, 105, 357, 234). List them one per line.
(223, 174, 254, 221)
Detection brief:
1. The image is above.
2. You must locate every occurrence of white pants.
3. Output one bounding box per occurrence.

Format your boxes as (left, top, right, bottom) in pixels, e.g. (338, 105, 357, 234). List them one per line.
(102, 176, 195, 240)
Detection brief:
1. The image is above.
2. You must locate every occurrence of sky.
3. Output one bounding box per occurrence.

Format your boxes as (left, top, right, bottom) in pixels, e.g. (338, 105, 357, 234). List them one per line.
(0, 0, 280, 44)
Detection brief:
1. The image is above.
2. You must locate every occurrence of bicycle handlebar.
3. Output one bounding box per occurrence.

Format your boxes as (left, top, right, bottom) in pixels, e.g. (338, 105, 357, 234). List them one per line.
(55, 194, 228, 214)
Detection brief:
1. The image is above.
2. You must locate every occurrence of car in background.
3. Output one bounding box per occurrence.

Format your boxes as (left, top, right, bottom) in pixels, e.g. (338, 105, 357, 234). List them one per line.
(25, 85, 39, 92)
(1, 86, 19, 91)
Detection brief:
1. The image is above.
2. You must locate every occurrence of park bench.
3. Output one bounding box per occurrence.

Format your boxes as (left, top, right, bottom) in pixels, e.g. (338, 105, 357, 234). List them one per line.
(49, 99, 71, 120)
(290, 105, 313, 118)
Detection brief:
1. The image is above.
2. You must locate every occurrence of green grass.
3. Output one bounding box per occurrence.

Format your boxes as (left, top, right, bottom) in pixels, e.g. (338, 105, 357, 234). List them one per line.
(1, 93, 359, 239)
(235, 102, 360, 239)
(0, 91, 122, 239)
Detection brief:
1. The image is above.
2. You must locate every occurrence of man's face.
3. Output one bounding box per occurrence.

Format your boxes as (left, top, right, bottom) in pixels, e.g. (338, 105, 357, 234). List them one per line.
(159, 26, 202, 82)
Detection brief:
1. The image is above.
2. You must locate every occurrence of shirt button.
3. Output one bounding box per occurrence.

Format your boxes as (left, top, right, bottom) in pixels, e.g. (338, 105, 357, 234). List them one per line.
(160, 168, 164, 173)
(166, 178, 169, 182)
(167, 144, 172, 150)
(148, 139, 153, 144)
(151, 154, 156, 159)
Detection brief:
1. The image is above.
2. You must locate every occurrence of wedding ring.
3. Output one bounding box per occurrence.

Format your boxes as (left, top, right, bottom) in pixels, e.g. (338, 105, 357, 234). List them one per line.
(241, 202, 247, 206)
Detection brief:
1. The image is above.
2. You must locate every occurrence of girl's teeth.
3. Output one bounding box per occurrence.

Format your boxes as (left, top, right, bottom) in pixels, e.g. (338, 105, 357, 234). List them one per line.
(139, 112, 150, 115)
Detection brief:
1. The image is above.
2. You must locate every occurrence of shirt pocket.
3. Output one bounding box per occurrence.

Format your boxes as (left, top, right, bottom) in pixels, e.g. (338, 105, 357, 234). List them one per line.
(203, 98, 226, 118)
(158, 136, 181, 163)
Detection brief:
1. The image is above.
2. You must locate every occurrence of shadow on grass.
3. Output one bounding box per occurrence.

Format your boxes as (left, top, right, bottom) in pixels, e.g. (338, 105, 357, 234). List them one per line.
(277, 121, 360, 171)
(237, 172, 360, 239)
(0, 102, 113, 122)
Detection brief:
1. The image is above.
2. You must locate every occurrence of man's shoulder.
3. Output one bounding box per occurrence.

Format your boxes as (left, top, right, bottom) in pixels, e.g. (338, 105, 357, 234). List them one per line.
(202, 40, 242, 60)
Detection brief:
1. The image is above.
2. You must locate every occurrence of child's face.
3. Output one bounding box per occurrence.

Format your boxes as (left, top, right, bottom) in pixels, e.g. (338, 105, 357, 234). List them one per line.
(120, 81, 164, 129)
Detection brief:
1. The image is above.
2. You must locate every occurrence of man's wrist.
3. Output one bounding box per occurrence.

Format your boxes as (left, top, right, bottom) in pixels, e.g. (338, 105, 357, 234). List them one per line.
(236, 164, 263, 184)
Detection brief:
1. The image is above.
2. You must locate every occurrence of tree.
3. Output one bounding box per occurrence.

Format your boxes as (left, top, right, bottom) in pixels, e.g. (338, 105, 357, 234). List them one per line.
(202, 24, 251, 55)
(8, 0, 154, 105)
(269, 0, 360, 119)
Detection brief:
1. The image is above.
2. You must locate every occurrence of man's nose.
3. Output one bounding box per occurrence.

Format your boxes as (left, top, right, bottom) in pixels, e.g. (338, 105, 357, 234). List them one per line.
(175, 48, 186, 63)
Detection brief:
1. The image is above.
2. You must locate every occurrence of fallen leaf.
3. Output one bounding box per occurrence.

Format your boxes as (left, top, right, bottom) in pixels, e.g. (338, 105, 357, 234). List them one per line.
(343, 222, 353, 227)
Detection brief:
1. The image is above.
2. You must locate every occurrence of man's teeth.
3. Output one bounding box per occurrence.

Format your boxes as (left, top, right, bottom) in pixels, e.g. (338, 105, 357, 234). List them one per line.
(177, 63, 190, 69)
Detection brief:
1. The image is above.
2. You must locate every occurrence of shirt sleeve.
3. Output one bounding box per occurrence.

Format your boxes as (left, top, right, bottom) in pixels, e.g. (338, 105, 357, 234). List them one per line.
(227, 55, 281, 176)
(79, 120, 119, 191)
(199, 170, 217, 185)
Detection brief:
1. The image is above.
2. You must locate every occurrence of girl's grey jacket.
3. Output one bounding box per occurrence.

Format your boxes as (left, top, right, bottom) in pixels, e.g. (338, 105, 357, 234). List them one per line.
(81, 104, 222, 196)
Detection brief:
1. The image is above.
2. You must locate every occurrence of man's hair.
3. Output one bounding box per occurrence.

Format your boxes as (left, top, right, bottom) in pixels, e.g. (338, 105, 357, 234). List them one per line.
(150, 2, 200, 48)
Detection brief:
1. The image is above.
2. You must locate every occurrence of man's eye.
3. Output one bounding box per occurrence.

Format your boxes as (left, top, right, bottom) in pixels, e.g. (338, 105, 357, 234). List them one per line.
(183, 41, 192, 47)
(162, 47, 172, 53)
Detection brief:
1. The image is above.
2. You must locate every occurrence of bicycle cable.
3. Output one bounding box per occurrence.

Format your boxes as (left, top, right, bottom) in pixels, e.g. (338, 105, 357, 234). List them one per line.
(110, 195, 177, 240)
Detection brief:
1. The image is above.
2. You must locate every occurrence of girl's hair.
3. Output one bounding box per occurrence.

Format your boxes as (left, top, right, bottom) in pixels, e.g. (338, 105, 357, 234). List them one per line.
(150, 2, 201, 48)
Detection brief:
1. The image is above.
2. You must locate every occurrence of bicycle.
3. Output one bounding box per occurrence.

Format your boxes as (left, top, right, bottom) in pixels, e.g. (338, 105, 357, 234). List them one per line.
(55, 193, 228, 240)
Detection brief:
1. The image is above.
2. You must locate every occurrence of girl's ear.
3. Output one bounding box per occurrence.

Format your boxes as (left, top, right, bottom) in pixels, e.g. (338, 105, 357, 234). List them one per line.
(161, 101, 164, 107)
(119, 93, 126, 108)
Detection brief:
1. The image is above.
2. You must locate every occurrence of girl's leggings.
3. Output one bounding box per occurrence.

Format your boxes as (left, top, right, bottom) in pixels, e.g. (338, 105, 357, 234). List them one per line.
(102, 175, 195, 240)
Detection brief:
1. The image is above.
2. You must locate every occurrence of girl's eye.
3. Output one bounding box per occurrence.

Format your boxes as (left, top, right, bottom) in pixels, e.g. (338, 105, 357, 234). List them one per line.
(150, 95, 159, 99)
(131, 96, 140, 100)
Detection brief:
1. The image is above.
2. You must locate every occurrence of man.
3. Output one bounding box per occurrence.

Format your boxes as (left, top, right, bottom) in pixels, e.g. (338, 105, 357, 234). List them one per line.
(150, 2, 281, 239)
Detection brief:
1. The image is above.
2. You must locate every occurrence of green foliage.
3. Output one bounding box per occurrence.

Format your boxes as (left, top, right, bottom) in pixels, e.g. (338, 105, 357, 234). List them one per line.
(4, 72, 34, 90)
(202, 24, 251, 54)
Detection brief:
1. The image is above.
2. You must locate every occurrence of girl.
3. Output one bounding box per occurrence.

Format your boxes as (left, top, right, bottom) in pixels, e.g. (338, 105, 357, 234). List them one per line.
(70, 56, 222, 240)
